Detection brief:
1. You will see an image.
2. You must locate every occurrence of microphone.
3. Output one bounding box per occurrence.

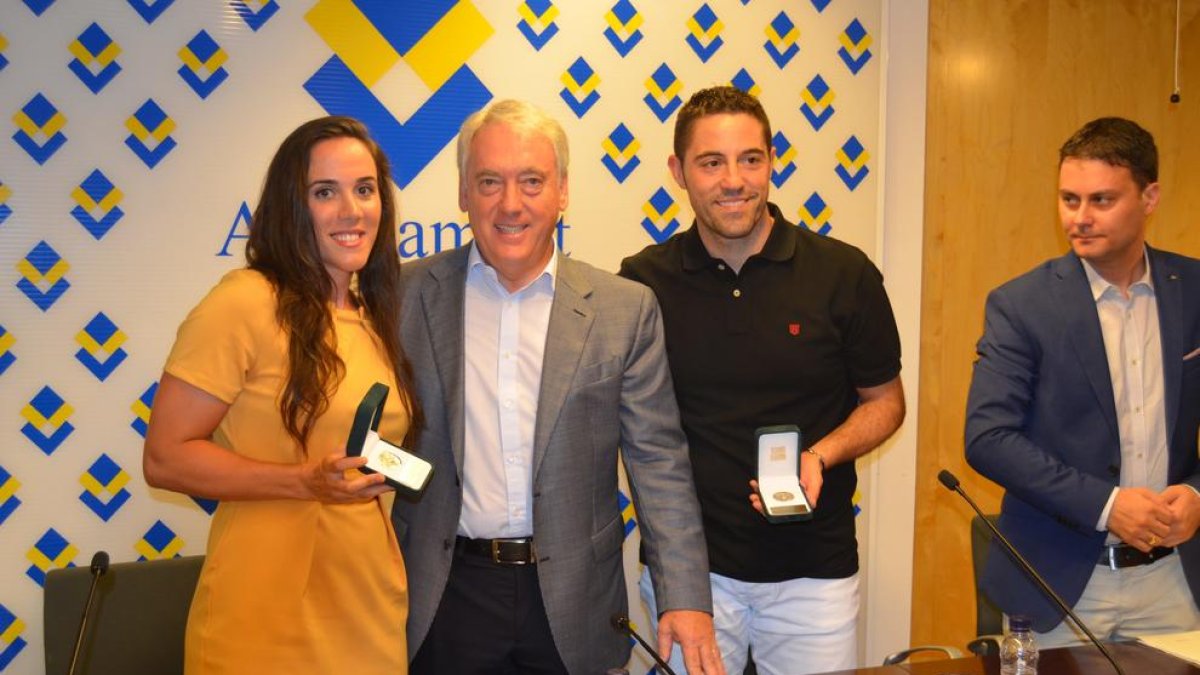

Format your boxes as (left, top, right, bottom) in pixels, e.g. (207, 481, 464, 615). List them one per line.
(68, 550, 109, 675)
(611, 615, 678, 675)
(89, 551, 109, 576)
(938, 470, 1125, 675)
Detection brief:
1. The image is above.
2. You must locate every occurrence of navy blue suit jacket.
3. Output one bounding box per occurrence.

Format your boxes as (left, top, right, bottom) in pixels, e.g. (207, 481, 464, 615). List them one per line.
(965, 247, 1200, 631)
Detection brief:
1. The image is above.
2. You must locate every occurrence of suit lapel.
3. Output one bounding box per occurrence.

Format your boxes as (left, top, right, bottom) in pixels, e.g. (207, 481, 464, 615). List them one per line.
(419, 248, 469, 478)
(532, 255, 594, 480)
(1053, 254, 1120, 445)
(1151, 247, 1184, 448)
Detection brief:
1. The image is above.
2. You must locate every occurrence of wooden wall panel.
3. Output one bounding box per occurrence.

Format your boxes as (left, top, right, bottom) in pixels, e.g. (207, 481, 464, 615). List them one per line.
(915, 0, 1200, 649)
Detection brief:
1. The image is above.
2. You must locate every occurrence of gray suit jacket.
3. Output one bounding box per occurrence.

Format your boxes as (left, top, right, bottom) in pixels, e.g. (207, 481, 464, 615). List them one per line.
(393, 245, 712, 673)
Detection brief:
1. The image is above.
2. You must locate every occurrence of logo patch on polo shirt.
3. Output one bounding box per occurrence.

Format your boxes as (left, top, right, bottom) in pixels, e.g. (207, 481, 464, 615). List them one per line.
(789, 322, 800, 336)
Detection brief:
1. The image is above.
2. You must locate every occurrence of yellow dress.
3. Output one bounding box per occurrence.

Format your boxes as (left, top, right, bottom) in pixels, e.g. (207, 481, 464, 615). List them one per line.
(165, 269, 408, 674)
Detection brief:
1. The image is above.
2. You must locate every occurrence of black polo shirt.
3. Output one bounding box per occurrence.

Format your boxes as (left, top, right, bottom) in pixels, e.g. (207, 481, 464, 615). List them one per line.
(619, 203, 901, 582)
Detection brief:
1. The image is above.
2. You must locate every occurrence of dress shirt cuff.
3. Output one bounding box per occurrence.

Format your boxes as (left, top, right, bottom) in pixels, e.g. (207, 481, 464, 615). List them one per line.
(1097, 487, 1118, 532)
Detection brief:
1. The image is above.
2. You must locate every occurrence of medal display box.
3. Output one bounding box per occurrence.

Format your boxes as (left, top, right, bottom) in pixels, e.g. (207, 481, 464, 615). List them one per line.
(756, 425, 812, 523)
(347, 383, 433, 498)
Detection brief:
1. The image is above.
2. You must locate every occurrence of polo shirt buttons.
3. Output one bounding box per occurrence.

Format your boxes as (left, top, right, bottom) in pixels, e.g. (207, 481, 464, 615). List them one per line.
(732, 289, 742, 298)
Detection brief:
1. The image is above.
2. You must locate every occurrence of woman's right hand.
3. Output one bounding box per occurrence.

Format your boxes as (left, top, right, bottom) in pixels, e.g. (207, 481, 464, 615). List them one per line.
(302, 451, 393, 503)
(145, 372, 393, 503)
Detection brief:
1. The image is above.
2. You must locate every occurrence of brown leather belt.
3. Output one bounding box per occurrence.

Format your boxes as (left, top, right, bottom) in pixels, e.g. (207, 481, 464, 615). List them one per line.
(1098, 544, 1174, 570)
(454, 536, 537, 565)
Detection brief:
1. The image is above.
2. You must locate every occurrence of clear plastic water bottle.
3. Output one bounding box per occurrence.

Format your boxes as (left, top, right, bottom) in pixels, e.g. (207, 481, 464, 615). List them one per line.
(1000, 615, 1039, 675)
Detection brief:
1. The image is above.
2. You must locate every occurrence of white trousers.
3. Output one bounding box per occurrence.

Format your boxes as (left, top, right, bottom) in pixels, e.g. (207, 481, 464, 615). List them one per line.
(1032, 552, 1200, 648)
(639, 568, 858, 675)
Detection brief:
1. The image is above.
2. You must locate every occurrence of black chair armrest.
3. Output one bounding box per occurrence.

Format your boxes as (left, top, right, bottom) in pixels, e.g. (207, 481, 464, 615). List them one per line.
(882, 645, 964, 665)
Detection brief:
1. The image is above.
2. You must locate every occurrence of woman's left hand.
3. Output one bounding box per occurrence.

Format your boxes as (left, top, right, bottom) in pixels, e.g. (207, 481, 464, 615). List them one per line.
(302, 450, 393, 503)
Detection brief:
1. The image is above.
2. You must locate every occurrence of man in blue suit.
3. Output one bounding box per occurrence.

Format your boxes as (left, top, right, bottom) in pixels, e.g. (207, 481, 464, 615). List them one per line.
(966, 117, 1200, 645)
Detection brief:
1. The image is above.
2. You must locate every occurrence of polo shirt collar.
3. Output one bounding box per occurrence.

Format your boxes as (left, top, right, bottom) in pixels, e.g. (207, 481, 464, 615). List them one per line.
(758, 203, 797, 262)
(680, 202, 796, 272)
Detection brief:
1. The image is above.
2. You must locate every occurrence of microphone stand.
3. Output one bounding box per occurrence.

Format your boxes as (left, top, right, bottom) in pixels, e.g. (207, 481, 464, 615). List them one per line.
(612, 615, 678, 675)
(68, 551, 109, 675)
(938, 470, 1125, 675)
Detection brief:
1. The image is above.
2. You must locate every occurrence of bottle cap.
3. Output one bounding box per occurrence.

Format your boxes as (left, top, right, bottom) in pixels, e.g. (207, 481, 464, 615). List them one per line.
(1009, 615, 1032, 631)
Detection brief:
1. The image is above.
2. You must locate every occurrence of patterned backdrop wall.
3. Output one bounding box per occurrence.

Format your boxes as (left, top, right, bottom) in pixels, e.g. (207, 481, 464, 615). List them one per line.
(0, 1, 883, 672)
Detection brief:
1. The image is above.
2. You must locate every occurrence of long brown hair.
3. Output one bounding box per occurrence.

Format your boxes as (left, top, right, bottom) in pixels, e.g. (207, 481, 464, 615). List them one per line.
(245, 116, 422, 449)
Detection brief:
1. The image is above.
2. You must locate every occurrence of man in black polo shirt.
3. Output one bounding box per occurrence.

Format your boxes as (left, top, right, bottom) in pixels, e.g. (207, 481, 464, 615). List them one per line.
(619, 86, 905, 675)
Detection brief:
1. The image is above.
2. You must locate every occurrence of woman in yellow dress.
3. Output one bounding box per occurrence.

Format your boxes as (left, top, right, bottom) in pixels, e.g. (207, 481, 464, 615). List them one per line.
(143, 116, 421, 674)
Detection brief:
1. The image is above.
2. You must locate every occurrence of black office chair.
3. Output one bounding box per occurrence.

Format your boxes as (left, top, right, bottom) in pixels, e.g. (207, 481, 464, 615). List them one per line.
(882, 513, 1005, 665)
(44, 555, 203, 675)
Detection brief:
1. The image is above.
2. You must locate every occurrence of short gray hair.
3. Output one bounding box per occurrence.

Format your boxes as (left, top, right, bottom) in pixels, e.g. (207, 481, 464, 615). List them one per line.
(456, 99, 569, 182)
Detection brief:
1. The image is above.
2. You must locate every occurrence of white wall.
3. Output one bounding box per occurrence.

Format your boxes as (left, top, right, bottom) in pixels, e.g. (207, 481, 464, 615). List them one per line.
(0, 2, 901, 672)
(860, 0, 928, 665)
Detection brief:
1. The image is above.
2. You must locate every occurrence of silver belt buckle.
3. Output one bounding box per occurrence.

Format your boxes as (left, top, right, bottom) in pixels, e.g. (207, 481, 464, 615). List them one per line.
(1107, 546, 1118, 571)
(491, 538, 533, 565)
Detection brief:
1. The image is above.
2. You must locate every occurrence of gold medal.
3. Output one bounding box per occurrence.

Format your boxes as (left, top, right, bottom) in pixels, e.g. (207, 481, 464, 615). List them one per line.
(773, 491, 794, 502)
(378, 449, 404, 469)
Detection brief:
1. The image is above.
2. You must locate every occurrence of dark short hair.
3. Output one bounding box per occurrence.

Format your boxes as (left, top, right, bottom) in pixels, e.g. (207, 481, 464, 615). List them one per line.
(1059, 117, 1158, 189)
(673, 86, 772, 161)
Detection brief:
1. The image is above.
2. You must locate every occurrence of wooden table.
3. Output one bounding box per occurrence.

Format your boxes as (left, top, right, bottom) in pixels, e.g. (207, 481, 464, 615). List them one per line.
(819, 641, 1200, 675)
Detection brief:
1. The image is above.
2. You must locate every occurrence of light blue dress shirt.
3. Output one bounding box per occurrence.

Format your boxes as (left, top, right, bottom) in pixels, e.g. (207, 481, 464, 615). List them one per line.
(458, 243, 557, 539)
(1084, 252, 1168, 534)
